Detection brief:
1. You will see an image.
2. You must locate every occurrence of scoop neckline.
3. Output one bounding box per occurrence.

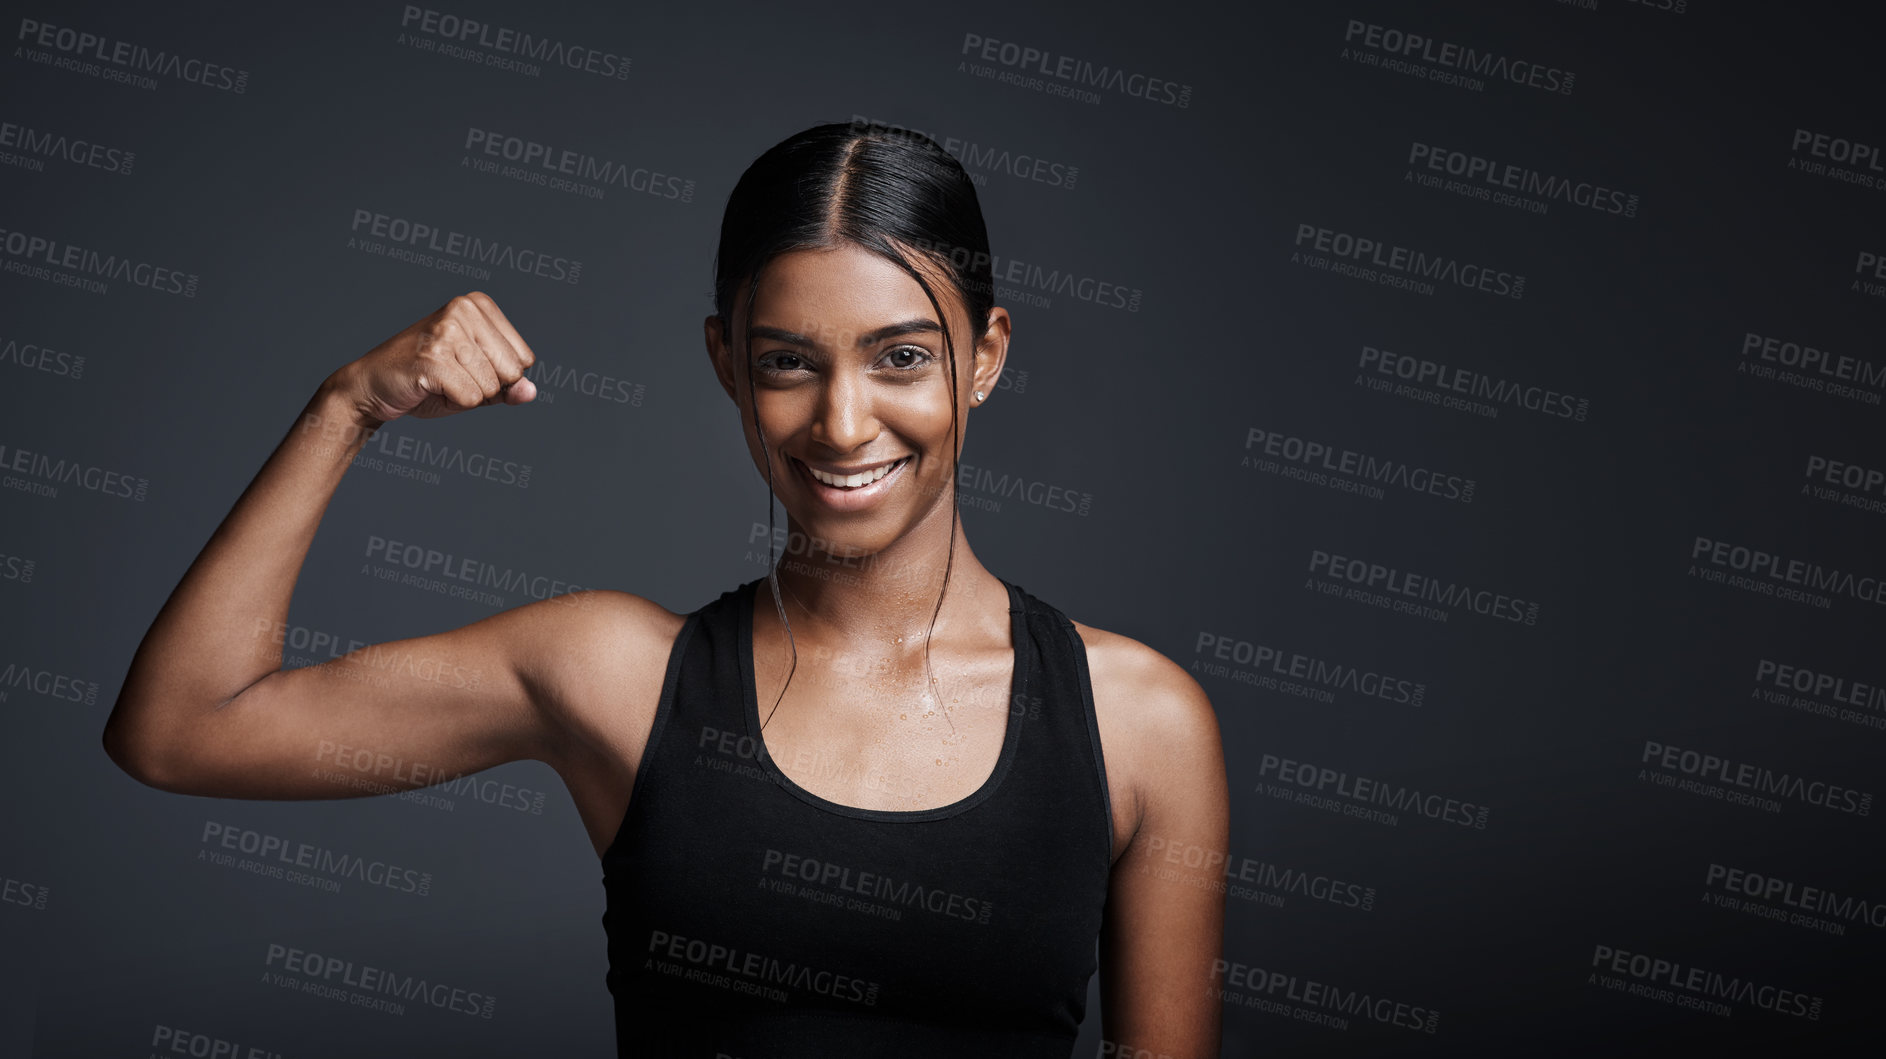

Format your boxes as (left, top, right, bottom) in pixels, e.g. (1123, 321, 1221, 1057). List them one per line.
(738, 576, 1027, 822)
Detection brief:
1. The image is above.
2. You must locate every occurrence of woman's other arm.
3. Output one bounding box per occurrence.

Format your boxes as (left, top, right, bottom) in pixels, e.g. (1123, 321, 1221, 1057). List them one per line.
(1090, 634, 1231, 1058)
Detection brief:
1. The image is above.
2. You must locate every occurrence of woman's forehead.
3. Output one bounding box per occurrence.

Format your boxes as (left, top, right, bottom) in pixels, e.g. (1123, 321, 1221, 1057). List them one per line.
(746, 244, 965, 330)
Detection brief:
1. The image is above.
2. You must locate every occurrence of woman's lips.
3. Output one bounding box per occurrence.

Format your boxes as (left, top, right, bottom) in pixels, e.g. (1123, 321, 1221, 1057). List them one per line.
(792, 455, 911, 510)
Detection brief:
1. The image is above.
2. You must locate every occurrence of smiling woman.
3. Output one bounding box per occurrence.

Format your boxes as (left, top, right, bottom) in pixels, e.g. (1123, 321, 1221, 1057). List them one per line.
(729, 252, 949, 522)
(101, 120, 1229, 1059)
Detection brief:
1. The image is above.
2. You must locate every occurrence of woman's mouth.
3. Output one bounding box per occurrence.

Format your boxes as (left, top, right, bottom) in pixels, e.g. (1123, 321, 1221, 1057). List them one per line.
(792, 455, 911, 510)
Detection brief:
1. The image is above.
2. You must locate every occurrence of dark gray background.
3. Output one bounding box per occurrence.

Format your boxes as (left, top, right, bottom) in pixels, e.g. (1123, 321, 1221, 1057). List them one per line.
(3, 0, 1883, 1055)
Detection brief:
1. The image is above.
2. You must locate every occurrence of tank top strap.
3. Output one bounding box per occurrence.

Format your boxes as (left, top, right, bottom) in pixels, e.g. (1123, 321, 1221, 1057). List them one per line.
(997, 577, 1116, 872)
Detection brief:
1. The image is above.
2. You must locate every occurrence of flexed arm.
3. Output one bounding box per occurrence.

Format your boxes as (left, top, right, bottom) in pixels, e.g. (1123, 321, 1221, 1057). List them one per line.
(101, 291, 587, 798)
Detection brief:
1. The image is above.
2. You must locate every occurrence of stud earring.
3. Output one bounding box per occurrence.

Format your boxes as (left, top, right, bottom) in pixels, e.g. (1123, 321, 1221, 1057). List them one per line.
(973, 390, 984, 402)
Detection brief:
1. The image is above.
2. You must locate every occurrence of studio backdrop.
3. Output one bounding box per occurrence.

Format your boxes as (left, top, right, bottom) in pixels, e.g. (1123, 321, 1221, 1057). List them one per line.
(3, 1, 1883, 1056)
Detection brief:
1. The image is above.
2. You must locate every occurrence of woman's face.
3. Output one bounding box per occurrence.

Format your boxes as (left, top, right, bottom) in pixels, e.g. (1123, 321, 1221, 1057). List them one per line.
(705, 241, 1008, 561)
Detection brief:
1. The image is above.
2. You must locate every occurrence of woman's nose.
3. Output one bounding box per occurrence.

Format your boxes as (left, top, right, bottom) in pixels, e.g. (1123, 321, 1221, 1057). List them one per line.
(808, 370, 878, 452)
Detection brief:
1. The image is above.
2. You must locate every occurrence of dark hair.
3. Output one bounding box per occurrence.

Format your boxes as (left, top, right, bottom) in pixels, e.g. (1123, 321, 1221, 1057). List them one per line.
(711, 119, 996, 733)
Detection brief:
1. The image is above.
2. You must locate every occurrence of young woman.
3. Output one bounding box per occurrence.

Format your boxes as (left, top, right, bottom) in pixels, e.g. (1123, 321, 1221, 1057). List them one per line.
(104, 121, 1229, 1058)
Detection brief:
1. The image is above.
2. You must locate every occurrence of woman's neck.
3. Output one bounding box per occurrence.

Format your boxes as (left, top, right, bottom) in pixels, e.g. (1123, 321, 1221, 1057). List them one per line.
(755, 522, 1003, 649)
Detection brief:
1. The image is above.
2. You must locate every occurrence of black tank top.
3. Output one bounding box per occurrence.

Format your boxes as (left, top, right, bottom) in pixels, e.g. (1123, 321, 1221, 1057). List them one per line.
(598, 576, 1115, 1057)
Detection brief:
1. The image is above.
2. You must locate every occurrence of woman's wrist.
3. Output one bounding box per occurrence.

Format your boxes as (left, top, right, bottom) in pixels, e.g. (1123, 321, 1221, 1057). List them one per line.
(299, 365, 384, 457)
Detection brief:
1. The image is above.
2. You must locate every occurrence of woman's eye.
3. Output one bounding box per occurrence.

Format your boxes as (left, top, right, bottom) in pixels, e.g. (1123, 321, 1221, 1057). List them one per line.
(885, 346, 935, 370)
(757, 347, 932, 375)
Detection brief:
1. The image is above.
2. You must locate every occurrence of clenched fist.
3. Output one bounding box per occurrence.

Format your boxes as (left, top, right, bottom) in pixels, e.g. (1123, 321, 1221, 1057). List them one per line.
(332, 291, 539, 425)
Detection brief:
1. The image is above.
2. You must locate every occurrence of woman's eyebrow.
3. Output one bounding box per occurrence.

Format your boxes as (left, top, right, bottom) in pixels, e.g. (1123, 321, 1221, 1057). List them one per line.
(748, 318, 943, 349)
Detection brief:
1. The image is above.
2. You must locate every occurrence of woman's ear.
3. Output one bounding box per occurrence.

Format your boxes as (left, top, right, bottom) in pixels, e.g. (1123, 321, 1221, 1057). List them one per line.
(974, 306, 1012, 397)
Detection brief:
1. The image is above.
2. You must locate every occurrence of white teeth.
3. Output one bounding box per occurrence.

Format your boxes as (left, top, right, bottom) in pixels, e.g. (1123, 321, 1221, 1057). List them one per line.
(807, 457, 903, 488)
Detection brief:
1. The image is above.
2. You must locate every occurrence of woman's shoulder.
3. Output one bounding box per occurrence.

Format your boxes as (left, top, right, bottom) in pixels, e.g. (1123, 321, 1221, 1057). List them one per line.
(1064, 616, 1219, 741)
(560, 578, 754, 634)
(551, 587, 692, 641)
(1055, 610, 1227, 858)
(513, 588, 691, 709)
(506, 587, 695, 772)
(1007, 579, 1215, 730)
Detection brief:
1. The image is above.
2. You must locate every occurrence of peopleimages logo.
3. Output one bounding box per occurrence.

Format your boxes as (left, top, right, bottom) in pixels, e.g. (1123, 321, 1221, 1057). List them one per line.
(1, 872, 48, 910)
(0, 118, 135, 175)
(1213, 956, 1440, 1033)
(760, 848, 992, 924)
(1789, 127, 1885, 191)
(313, 739, 548, 814)
(147, 1024, 281, 1059)
(1854, 249, 1886, 299)
(1705, 862, 1886, 934)
(0, 658, 101, 705)
(850, 115, 1080, 191)
(1341, 19, 1573, 96)
(0, 438, 148, 501)
(1689, 535, 1886, 609)
(519, 356, 644, 406)
(1803, 454, 1886, 516)
(955, 460, 1094, 515)
(1193, 631, 1426, 707)
(255, 616, 484, 691)
(1292, 224, 1524, 300)
(888, 233, 1140, 312)
(461, 127, 693, 202)
(14, 17, 250, 93)
(0, 226, 197, 297)
(647, 929, 880, 1006)
(1309, 549, 1539, 625)
(1136, 836, 1379, 912)
(354, 421, 531, 489)
(1739, 331, 1885, 406)
(199, 821, 432, 897)
(981, 254, 1140, 312)
(348, 208, 582, 285)
(362, 533, 587, 610)
(957, 33, 1192, 107)
(1358, 343, 1589, 422)
(1259, 753, 1492, 830)
(0, 549, 36, 584)
(262, 942, 496, 1018)
(1755, 658, 1886, 713)
(1, 333, 86, 380)
(1589, 944, 1822, 1021)
(1405, 141, 1639, 217)
(1243, 427, 1475, 504)
(1639, 739, 1873, 817)
(397, 6, 629, 79)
